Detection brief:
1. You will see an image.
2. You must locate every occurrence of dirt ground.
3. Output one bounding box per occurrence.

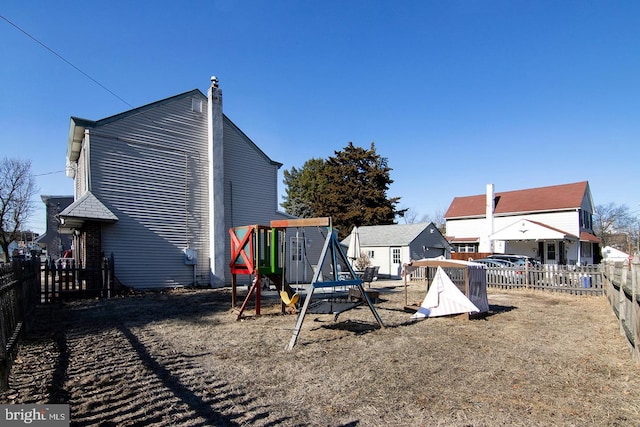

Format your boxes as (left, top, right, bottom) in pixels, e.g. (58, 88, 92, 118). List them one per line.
(1, 280, 639, 426)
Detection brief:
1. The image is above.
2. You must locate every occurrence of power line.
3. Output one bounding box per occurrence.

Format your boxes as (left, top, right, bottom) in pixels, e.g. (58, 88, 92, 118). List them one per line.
(34, 170, 65, 177)
(0, 13, 133, 109)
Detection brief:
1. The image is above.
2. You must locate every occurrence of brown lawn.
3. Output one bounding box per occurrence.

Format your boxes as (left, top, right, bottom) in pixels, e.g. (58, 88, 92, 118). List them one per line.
(1, 281, 639, 426)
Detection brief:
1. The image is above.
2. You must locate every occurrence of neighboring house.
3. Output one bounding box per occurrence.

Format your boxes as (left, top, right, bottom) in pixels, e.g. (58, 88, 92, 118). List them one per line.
(445, 181, 601, 265)
(1, 232, 40, 262)
(0, 241, 19, 262)
(36, 195, 74, 259)
(601, 246, 630, 263)
(341, 222, 452, 279)
(59, 77, 292, 289)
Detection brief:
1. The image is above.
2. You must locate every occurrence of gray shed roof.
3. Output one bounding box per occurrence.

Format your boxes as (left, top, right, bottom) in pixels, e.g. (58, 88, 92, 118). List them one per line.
(59, 191, 118, 223)
(343, 223, 433, 247)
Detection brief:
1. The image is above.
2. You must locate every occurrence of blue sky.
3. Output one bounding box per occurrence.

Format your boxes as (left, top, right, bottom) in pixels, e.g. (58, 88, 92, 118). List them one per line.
(1, 0, 639, 234)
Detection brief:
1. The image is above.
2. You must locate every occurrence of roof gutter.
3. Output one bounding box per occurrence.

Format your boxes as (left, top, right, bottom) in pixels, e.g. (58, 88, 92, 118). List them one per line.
(67, 117, 95, 163)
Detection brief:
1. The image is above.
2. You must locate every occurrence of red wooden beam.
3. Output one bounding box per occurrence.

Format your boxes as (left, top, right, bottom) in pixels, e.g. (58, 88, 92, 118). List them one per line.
(270, 217, 331, 228)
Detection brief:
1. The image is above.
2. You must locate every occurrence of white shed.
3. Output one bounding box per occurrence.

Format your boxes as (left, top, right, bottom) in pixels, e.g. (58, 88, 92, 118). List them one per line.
(341, 223, 451, 279)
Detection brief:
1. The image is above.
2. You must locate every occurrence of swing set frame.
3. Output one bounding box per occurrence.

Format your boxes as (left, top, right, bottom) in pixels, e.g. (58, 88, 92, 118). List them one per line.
(229, 217, 385, 350)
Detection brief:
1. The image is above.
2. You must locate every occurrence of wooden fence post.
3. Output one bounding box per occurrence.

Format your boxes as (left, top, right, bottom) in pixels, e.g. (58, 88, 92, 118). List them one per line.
(43, 260, 49, 304)
(39, 254, 116, 303)
(632, 259, 639, 364)
(101, 256, 108, 298)
(619, 264, 627, 341)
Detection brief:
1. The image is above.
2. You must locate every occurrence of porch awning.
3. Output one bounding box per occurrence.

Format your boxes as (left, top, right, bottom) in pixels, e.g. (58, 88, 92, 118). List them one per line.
(489, 219, 577, 242)
(446, 236, 479, 244)
(58, 191, 118, 233)
(580, 231, 601, 243)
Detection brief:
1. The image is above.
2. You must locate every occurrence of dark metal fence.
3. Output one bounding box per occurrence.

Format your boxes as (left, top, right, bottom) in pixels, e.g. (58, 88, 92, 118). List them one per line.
(0, 255, 116, 391)
(0, 259, 41, 390)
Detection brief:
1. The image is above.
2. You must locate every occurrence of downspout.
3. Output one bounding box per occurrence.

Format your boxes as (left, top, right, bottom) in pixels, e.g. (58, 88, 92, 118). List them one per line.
(576, 208, 582, 265)
(85, 129, 91, 192)
(81, 128, 91, 267)
(184, 152, 189, 246)
(208, 76, 225, 287)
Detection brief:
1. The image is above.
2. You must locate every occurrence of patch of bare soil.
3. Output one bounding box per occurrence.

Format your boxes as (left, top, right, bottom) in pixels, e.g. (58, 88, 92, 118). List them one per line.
(2, 282, 639, 426)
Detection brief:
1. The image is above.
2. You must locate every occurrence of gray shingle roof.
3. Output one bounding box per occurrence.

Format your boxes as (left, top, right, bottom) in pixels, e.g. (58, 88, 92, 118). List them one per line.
(59, 191, 118, 222)
(342, 223, 432, 247)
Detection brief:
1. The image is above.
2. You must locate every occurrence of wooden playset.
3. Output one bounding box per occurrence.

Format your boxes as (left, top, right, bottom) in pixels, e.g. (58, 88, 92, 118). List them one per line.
(229, 217, 385, 349)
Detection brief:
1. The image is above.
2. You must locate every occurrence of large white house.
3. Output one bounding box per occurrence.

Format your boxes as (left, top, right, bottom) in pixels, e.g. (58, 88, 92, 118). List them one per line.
(59, 77, 294, 288)
(445, 182, 600, 265)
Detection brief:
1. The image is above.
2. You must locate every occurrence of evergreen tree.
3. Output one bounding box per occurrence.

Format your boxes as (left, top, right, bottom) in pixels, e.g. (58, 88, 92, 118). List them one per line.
(319, 142, 402, 238)
(281, 143, 404, 239)
(281, 158, 326, 218)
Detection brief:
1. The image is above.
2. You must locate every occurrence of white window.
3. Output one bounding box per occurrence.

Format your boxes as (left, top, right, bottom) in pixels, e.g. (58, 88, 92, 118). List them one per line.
(290, 237, 303, 261)
(453, 243, 477, 253)
(367, 250, 375, 258)
(192, 98, 203, 113)
(392, 248, 401, 264)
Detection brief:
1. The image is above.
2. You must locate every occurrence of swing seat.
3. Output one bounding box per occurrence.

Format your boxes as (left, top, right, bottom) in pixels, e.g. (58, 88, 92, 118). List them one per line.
(280, 290, 300, 307)
(307, 299, 363, 321)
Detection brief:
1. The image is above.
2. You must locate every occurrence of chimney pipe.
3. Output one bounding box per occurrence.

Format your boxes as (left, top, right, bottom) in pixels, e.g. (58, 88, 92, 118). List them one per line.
(208, 76, 225, 287)
(479, 184, 495, 253)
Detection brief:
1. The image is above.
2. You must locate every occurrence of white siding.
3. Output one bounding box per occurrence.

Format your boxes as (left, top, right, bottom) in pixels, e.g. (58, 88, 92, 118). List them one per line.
(360, 245, 409, 278)
(223, 118, 279, 228)
(446, 218, 485, 239)
(91, 95, 210, 289)
(448, 211, 580, 239)
(82, 91, 288, 288)
(222, 117, 282, 283)
(363, 246, 387, 276)
(494, 211, 580, 236)
(75, 142, 88, 197)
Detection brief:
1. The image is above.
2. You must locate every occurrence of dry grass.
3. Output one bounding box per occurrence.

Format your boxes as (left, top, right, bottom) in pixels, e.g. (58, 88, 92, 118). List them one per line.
(2, 280, 639, 426)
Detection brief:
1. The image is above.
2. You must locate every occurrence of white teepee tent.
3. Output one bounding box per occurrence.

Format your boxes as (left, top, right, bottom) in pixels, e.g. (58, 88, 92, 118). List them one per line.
(411, 266, 480, 319)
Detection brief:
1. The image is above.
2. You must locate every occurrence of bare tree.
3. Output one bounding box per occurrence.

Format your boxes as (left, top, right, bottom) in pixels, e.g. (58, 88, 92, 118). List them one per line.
(397, 206, 419, 224)
(421, 208, 447, 234)
(593, 202, 633, 250)
(0, 158, 38, 262)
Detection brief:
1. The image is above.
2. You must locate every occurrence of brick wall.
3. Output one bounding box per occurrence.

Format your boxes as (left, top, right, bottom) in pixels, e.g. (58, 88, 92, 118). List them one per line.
(82, 222, 102, 269)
